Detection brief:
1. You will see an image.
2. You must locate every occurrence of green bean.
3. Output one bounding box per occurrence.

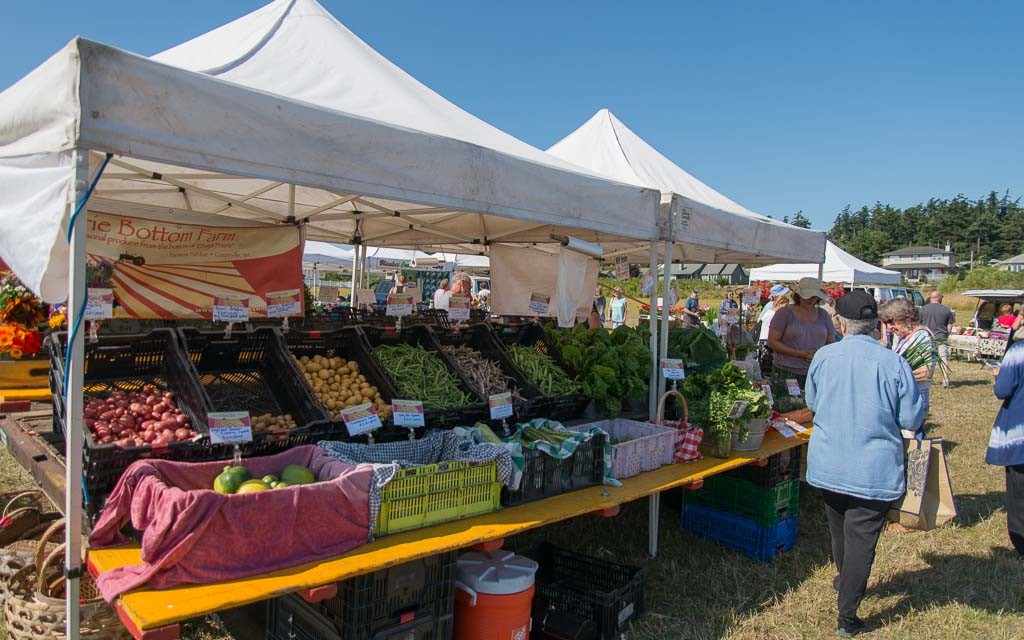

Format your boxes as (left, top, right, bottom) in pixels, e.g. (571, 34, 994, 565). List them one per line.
(507, 345, 580, 396)
(374, 344, 472, 409)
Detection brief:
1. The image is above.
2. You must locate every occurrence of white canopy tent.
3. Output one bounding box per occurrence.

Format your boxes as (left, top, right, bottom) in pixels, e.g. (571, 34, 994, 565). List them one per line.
(303, 241, 355, 272)
(749, 241, 901, 285)
(547, 109, 826, 264)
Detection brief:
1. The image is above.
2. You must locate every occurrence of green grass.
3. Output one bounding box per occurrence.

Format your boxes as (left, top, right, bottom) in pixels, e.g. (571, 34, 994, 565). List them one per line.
(1, 360, 1020, 639)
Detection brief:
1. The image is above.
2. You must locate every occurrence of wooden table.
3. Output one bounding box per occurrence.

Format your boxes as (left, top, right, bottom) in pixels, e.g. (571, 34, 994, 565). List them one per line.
(85, 427, 811, 640)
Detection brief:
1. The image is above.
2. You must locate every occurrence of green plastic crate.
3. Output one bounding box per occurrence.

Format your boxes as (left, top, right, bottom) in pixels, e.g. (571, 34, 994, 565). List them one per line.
(687, 476, 799, 526)
(375, 460, 502, 536)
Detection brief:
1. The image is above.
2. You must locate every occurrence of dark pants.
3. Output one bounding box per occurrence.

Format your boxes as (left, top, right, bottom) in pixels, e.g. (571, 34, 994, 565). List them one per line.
(821, 490, 891, 625)
(1007, 465, 1024, 556)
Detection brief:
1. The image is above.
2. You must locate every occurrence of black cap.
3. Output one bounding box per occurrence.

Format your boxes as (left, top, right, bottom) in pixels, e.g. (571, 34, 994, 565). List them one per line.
(836, 290, 878, 320)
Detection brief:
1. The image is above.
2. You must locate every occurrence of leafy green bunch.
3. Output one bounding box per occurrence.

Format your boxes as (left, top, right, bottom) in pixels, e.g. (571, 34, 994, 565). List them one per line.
(546, 323, 651, 417)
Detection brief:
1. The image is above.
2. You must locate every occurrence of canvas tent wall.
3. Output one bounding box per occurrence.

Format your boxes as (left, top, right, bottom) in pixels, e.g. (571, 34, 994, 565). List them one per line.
(749, 241, 901, 285)
(547, 109, 826, 265)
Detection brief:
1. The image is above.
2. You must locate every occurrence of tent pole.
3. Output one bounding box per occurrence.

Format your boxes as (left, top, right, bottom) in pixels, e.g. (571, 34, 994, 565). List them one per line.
(817, 262, 824, 281)
(349, 248, 358, 305)
(65, 150, 89, 640)
(360, 246, 368, 288)
(647, 241, 659, 419)
(658, 241, 673, 402)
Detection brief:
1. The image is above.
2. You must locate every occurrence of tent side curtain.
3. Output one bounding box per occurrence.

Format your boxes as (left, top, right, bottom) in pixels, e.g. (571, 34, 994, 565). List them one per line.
(0, 38, 662, 301)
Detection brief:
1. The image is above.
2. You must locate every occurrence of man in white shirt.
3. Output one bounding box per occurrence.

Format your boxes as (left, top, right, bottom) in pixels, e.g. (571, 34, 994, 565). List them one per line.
(433, 278, 450, 310)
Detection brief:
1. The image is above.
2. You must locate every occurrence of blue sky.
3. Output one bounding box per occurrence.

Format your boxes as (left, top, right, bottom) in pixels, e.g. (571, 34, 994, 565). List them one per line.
(2, 1, 1021, 230)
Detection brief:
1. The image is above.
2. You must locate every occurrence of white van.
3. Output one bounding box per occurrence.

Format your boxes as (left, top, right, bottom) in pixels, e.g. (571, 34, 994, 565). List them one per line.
(848, 286, 913, 306)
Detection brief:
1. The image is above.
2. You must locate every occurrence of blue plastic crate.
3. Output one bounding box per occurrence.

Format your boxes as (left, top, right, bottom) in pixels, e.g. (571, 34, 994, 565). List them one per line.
(681, 503, 798, 562)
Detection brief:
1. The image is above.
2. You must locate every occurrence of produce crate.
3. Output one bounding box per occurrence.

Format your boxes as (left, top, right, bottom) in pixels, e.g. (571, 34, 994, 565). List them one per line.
(682, 503, 798, 563)
(725, 447, 803, 488)
(501, 322, 588, 422)
(311, 551, 455, 637)
(48, 329, 212, 522)
(502, 433, 606, 505)
(362, 324, 488, 427)
(402, 309, 454, 331)
(687, 476, 799, 526)
(530, 542, 644, 640)
(267, 592, 454, 640)
(279, 326, 401, 440)
(177, 327, 330, 454)
(377, 460, 502, 536)
(431, 323, 547, 421)
(569, 419, 676, 480)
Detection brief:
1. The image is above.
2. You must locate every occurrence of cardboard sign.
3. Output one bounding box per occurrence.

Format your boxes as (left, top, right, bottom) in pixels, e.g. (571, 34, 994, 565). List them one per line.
(316, 284, 340, 303)
(614, 255, 630, 281)
(212, 294, 250, 323)
(489, 392, 514, 420)
(208, 411, 253, 444)
(742, 293, 761, 306)
(448, 294, 471, 320)
(720, 309, 739, 325)
(773, 421, 796, 438)
(340, 402, 382, 435)
(761, 383, 775, 407)
(728, 401, 749, 420)
(356, 288, 377, 305)
(266, 288, 302, 318)
(640, 272, 655, 296)
(392, 399, 425, 428)
(661, 358, 686, 380)
(528, 293, 551, 314)
(386, 292, 414, 316)
(785, 378, 802, 397)
(83, 288, 114, 320)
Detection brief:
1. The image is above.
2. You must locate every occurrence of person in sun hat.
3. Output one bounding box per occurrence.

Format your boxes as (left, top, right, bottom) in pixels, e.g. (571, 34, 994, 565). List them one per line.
(805, 289, 925, 637)
(766, 277, 835, 386)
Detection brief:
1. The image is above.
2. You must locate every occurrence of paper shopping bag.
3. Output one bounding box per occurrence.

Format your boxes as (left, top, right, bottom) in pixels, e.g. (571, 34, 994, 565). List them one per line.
(887, 436, 956, 531)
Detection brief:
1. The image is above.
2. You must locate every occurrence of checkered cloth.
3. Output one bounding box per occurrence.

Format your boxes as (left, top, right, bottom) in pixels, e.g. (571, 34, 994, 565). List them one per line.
(318, 431, 514, 536)
(651, 418, 704, 463)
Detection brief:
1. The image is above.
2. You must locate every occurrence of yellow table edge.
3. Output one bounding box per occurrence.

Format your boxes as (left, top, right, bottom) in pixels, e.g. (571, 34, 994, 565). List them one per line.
(89, 429, 811, 631)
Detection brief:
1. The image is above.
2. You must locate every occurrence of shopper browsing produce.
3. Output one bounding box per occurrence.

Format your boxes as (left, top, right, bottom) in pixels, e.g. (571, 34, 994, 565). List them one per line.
(766, 277, 835, 386)
(879, 297, 938, 415)
(682, 289, 701, 326)
(804, 290, 925, 638)
(756, 285, 790, 376)
(432, 278, 449, 309)
(719, 290, 738, 313)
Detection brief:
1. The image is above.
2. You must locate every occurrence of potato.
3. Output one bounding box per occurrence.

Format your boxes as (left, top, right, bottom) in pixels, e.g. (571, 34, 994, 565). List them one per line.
(305, 362, 321, 373)
(317, 369, 331, 380)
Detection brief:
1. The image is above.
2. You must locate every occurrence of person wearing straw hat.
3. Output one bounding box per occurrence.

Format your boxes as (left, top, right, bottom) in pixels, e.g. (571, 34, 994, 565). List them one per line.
(766, 277, 835, 387)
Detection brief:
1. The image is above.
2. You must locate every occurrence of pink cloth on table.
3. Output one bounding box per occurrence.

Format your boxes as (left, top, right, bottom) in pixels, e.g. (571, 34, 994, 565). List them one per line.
(89, 445, 373, 601)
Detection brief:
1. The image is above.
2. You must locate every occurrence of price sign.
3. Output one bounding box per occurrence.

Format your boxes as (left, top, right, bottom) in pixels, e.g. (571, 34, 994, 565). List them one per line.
(266, 289, 302, 318)
(208, 411, 253, 444)
(761, 383, 775, 407)
(489, 392, 514, 420)
(340, 402, 383, 436)
(315, 285, 340, 303)
(528, 292, 551, 314)
(773, 421, 796, 438)
(386, 292, 414, 316)
(448, 294, 471, 320)
(721, 309, 739, 325)
(83, 288, 114, 320)
(728, 400, 749, 420)
(785, 378, 802, 397)
(661, 358, 686, 380)
(742, 293, 761, 306)
(392, 399, 425, 428)
(213, 294, 250, 323)
(785, 419, 809, 434)
(614, 255, 630, 280)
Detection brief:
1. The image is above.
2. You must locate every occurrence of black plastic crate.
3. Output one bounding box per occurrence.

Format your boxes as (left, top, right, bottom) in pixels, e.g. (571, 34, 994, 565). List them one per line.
(362, 324, 488, 427)
(403, 309, 454, 331)
(312, 551, 455, 636)
(502, 432, 606, 506)
(48, 329, 212, 521)
(267, 592, 453, 640)
(725, 447, 803, 488)
(530, 542, 644, 640)
(280, 326, 403, 441)
(177, 327, 330, 452)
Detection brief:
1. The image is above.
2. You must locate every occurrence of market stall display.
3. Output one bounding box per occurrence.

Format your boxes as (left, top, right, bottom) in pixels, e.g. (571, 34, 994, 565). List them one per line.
(568, 418, 676, 480)
(506, 345, 580, 396)
(502, 420, 609, 506)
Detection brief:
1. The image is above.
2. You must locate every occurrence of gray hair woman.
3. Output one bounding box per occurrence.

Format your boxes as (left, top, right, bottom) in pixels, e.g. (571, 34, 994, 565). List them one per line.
(879, 297, 935, 412)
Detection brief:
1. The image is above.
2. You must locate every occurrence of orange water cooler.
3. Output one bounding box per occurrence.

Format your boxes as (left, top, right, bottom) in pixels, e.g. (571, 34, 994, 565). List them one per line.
(454, 550, 539, 640)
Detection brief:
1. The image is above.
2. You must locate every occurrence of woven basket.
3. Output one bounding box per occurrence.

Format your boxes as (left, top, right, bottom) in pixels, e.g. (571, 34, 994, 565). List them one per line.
(654, 390, 704, 463)
(0, 490, 60, 547)
(1, 539, 59, 599)
(4, 519, 128, 640)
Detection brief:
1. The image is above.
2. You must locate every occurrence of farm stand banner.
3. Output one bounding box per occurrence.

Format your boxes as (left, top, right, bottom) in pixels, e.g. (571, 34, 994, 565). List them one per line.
(85, 211, 303, 319)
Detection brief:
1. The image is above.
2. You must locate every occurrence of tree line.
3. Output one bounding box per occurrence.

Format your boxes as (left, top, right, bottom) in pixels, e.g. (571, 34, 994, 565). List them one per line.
(825, 190, 1023, 266)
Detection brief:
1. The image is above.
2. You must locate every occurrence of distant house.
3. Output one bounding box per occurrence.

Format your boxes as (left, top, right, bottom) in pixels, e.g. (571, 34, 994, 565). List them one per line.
(670, 263, 704, 280)
(698, 264, 748, 285)
(996, 254, 1024, 273)
(880, 244, 956, 283)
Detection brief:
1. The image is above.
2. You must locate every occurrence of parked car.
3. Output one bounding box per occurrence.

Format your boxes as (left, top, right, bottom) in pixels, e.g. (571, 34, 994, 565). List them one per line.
(847, 286, 911, 306)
